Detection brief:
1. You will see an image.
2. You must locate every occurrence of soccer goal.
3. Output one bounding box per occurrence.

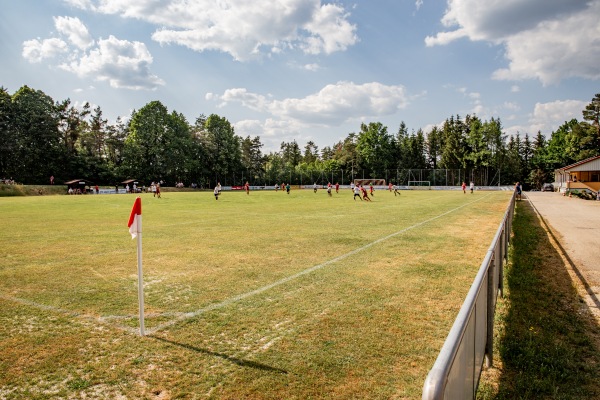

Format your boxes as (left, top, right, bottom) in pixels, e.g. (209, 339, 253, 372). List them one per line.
(408, 180, 431, 190)
(354, 179, 386, 186)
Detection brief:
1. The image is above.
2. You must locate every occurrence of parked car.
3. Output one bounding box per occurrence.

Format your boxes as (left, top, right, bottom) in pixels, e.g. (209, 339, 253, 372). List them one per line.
(542, 183, 554, 192)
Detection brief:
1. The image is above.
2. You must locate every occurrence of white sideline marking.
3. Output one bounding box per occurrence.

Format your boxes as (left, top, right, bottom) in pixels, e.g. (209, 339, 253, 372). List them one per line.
(1, 193, 493, 336)
(147, 193, 493, 334)
(0, 293, 139, 335)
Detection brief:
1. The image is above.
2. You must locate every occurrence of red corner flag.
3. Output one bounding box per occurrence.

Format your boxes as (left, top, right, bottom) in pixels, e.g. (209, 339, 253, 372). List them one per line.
(128, 196, 145, 336)
(128, 197, 142, 239)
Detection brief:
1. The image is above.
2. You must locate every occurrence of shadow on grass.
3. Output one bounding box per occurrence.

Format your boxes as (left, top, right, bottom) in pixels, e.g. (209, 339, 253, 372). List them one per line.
(483, 200, 600, 399)
(527, 199, 600, 313)
(149, 335, 289, 375)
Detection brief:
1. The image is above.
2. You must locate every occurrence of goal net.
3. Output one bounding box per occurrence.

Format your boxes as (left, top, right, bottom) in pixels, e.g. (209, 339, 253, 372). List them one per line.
(408, 180, 431, 190)
(353, 179, 386, 186)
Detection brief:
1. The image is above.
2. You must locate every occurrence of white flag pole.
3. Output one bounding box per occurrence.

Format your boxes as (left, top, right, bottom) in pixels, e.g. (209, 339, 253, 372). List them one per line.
(136, 213, 145, 336)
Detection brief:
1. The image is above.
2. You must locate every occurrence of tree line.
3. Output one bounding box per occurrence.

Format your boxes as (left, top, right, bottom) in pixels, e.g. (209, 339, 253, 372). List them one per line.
(1, 85, 598, 188)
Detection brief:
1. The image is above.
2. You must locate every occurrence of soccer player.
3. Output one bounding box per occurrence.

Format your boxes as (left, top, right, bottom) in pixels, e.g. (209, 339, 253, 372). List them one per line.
(393, 184, 401, 196)
(369, 184, 375, 196)
(388, 182, 393, 192)
(462, 181, 466, 194)
(327, 182, 332, 197)
(286, 182, 291, 194)
(361, 185, 372, 201)
(353, 185, 362, 201)
(470, 181, 474, 194)
(214, 185, 220, 200)
(335, 182, 339, 193)
(313, 182, 318, 193)
(245, 181, 250, 195)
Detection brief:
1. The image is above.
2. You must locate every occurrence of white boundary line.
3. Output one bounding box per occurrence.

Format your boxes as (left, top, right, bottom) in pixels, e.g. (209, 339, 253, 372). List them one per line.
(146, 193, 494, 334)
(1, 193, 494, 336)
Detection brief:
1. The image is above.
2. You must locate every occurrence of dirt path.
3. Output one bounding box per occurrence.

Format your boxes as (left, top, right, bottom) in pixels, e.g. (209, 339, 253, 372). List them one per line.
(525, 191, 600, 319)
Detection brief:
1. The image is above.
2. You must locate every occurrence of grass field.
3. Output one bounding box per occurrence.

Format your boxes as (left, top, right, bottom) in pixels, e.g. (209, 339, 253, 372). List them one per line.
(1, 189, 511, 399)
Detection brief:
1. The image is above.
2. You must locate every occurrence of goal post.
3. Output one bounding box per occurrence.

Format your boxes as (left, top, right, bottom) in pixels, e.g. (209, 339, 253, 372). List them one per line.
(408, 180, 431, 190)
(353, 179, 386, 186)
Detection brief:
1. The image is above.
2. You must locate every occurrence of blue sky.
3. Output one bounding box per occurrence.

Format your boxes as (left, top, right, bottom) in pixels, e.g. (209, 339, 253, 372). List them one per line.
(1, 0, 598, 152)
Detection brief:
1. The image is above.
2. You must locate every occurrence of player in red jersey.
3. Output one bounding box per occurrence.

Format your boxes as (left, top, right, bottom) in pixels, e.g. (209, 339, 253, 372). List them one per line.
(361, 185, 372, 201)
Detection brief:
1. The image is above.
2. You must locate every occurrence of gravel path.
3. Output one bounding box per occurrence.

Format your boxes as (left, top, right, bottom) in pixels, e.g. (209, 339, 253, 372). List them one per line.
(525, 191, 600, 318)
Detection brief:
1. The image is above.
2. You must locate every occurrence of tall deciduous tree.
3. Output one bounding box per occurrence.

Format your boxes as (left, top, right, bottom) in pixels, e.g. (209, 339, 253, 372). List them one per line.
(0, 87, 15, 178)
(357, 122, 393, 177)
(202, 114, 242, 185)
(11, 86, 62, 183)
(123, 101, 196, 184)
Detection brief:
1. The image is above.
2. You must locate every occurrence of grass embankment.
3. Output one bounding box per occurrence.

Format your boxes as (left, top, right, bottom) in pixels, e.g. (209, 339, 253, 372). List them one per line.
(0, 184, 67, 196)
(1, 190, 511, 399)
(478, 200, 600, 399)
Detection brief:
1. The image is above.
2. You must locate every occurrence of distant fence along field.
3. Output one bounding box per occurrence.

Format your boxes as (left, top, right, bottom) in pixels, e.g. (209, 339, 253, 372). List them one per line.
(0, 189, 512, 399)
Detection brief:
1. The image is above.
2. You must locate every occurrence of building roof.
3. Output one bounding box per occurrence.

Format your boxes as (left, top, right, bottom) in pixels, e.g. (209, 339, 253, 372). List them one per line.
(556, 155, 600, 172)
(64, 179, 94, 185)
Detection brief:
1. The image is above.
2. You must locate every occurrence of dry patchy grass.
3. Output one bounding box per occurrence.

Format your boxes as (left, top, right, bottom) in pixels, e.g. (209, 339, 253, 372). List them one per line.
(1, 189, 511, 399)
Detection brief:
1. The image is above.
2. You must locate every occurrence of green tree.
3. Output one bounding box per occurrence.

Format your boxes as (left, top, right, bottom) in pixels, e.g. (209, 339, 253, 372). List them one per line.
(280, 140, 302, 169)
(425, 126, 443, 169)
(356, 122, 393, 177)
(546, 119, 577, 170)
(303, 141, 319, 164)
(440, 116, 466, 169)
(0, 87, 15, 178)
(122, 101, 196, 184)
(527, 131, 550, 189)
(202, 114, 242, 185)
(11, 86, 62, 183)
(582, 93, 600, 131)
(241, 135, 265, 184)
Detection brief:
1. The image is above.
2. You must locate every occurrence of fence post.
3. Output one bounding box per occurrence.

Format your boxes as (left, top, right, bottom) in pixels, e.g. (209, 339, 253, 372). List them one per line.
(498, 223, 505, 297)
(486, 252, 495, 368)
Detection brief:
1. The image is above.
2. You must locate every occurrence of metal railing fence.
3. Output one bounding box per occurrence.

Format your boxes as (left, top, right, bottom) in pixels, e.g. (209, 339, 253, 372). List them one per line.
(422, 191, 516, 399)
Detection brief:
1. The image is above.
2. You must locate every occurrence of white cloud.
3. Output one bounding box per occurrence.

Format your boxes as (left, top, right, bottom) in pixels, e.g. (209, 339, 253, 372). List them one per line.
(530, 99, 586, 127)
(23, 17, 163, 90)
(22, 38, 69, 62)
(304, 63, 320, 71)
(67, 0, 358, 61)
(510, 85, 520, 93)
(424, 28, 467, 46)
(429, 0, 589, 43)
(60, 35, 164, 90)
(54, 16, 94, 49)
(492, 3, 600, 84)
(426, 0, 600, 84)
(209, 81, 409, 126)
(506, 99, 587, 137)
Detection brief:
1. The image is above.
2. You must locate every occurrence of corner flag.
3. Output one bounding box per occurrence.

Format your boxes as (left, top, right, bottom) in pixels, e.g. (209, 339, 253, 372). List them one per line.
(127, 197, 145, 336)
(128, 197, 142, 239)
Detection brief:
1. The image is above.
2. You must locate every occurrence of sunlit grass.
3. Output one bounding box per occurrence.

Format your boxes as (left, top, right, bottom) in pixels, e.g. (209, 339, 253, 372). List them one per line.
(1, 189, 511, 399)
